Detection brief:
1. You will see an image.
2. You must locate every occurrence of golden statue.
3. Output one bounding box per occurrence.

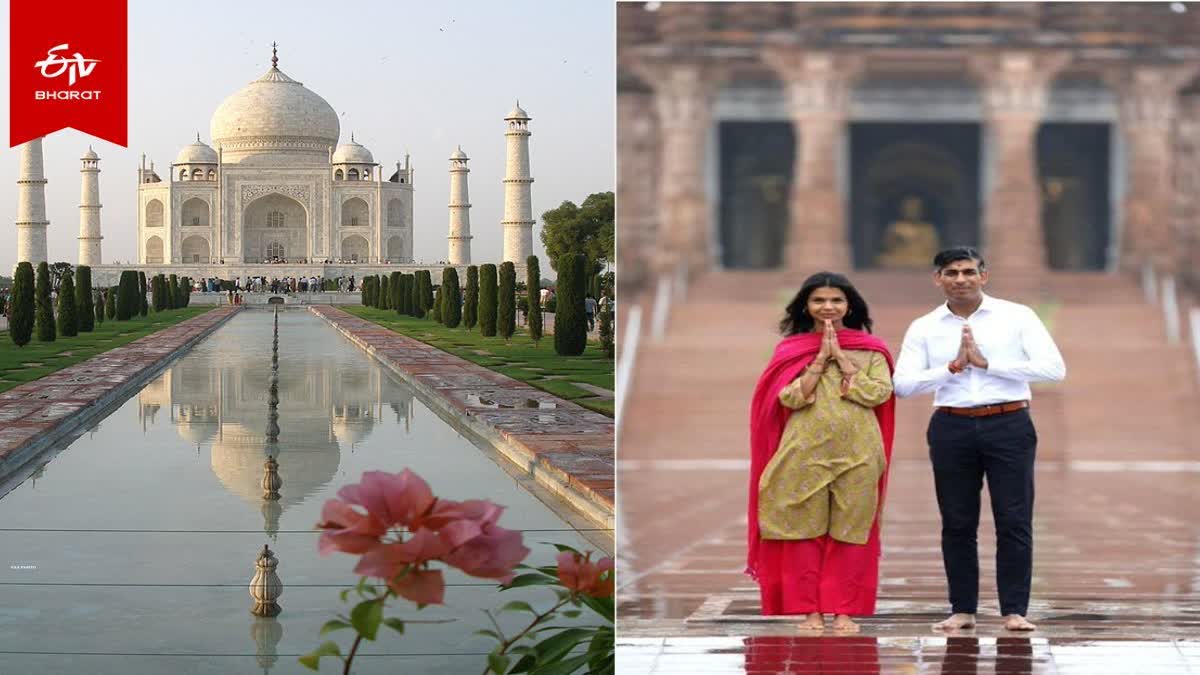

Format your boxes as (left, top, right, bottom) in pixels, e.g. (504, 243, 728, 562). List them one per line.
(875, 196, 940, 269)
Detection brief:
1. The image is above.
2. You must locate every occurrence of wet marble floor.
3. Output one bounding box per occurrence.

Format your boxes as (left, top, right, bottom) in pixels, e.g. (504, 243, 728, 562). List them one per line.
(616, 459, 1200, 673)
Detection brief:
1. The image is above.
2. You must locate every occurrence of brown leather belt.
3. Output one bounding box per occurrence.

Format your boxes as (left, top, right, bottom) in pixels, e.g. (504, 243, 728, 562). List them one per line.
(937, 400, 1029, 418)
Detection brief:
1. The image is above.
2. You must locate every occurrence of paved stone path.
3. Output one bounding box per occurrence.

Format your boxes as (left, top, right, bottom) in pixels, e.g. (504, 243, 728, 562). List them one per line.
(310, 305, 614, 528)
(616, 270, 1200, 673)
(0, 307, 239, 484)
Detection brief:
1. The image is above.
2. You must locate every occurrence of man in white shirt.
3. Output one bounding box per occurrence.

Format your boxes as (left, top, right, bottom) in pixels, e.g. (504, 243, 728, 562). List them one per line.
(894, 247, 1065, 632)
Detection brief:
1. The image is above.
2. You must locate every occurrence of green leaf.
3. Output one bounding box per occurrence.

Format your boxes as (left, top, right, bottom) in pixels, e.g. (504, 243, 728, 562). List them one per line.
(383, 618, 405, 635)
(580, 595, 614, 623)
(546, 543, 582, 556)
(476, 628, 504, 641)
(297, 640, 341, 670)
(499, 600, 539, 616)
(504, 573, 556, 588)
(350, 597, 384, 641)
(509, 652, 537, 673)
(532, 627, 594, 663)
(487, 652, 512, 674)
(529, 652, 593, 675)
(319, 619, 352, 636)
(561, 610, 582, 619)
(339, 588, 352, 603)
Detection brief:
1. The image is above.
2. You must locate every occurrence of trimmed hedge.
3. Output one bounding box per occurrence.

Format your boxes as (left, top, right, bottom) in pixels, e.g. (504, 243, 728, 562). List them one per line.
(9, 262, 34, 347)
(526, 256, 543, 346)
(105, 286, 117, 319)
(432, 285, 443, 324)
(167, 274, 179, 310)
(56, 270, 78, 337)
(463, 266, 478, 329)
(498, 262, 516, 341)
(409, 273, 421, 317)
(379, 273, 391, 310)
(554, 253, 587, 356)
(117, 270, 140, 320)
(76, 265, 95, 333)
(441, 267, 462, 328)
(478, 264, 497, 337)
(138, 271, 149, 316)
(35, 261, 55, 342)
(151, 274, 164, 312)
(389, 272, 403, 312)
(94, 290, 104, 324)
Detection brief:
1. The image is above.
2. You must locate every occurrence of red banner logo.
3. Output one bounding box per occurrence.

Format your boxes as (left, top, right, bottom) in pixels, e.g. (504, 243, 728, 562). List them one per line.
(10, 0, 127, 147)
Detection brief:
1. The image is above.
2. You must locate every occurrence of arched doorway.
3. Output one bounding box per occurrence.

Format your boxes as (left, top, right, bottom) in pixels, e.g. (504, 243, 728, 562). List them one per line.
(386, 236, 403, 262)
(341, 198, 370, 228)
(341, 235, 369, 263)
(1037, 123, 1110, 270)
(145, 236, 164, 263)
(182, 198, 210, 227)
(181, 235, 210, 263)
(243, 194, 308, 262)
(850, 124, 981, 269)
(718, 121, 794, 269)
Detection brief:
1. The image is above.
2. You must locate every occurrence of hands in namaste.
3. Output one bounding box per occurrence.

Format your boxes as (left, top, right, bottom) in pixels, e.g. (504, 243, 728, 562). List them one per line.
(814, 320, 858, 378)
(950, 324, 988, 372)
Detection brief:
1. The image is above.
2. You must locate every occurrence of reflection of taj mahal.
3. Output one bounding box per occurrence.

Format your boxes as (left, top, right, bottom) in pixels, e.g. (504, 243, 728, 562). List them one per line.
(137, 48, 414, 266)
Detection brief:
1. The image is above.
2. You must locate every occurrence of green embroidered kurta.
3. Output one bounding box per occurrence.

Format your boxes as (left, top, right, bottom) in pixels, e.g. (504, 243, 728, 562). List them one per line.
(758, 349, 893, 544)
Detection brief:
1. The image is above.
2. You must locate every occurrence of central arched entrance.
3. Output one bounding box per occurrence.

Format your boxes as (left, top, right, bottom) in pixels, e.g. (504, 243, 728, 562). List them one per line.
(243, 194, 308, 262)
(850, 124, 981, 269)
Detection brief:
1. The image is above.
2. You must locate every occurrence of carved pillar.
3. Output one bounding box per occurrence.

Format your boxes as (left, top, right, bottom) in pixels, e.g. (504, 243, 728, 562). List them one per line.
(971, 51, 1070, 283)
(1107, 65, 1200, 273)
(762, 50, 861, 273)
(633, 59, 719, 275)
(616, 80, 659, 291)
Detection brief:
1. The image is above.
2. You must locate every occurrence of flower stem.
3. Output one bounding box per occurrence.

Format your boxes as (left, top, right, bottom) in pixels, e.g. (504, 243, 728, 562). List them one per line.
(343, 633, 364, 675)
(482, 596, 573, 675)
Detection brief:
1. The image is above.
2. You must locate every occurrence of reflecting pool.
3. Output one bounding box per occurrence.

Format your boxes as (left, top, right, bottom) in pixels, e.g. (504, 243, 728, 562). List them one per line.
(0, 310, 609, 674)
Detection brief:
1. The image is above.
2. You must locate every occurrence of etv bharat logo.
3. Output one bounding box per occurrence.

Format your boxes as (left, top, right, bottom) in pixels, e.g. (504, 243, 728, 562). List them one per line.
(33, 43, 102, 100)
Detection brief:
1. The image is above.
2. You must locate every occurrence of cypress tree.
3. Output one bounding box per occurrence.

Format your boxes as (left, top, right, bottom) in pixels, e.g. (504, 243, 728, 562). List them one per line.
(526, 256, 543, 346)
(442, 267, 462, 328)
(117, 271, 140, 320)
(409, 273, 421, 317)
(498, 262, 516, 341)
(94, 290, 104, 324)
(554, 253, 587, 356)
(360, 276, 371, 306)
(431, 285, 443, 323)
(599, 278, 614, 359)
(167, 274, 179, 310)
(420, 270, 435, 317)
(35, 261, 55, 342)
(181, 277, 192, 307)
(478, 264, 498, 337)
(138, 272, 149, 316)
(463, 266, 479, 330)
(9, 262, 34, 347)
(105, 286, 117, 319)
(378, 274, 390, 310)
(76, 265, 95, 332)
(401, 274, 412, 316)
(151, 274, 163, 312)
(389, 272, 403, 312)
(56, 271, 78, 337)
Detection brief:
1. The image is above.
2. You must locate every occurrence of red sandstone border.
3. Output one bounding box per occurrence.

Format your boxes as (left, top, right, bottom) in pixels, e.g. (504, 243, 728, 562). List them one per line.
(309, 305, 615, 529)
(0, 307, 242, 489)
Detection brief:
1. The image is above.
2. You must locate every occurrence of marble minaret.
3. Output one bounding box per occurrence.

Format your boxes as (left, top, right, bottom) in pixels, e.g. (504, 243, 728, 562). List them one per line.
(447, 146, 473, 264)
(78, 147, 103, 266)
(501, 102, 534, 263)
(15, 137, 50, 267)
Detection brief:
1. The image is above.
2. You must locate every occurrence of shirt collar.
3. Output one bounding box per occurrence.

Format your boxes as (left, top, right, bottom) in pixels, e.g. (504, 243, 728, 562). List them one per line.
(937, 292, 995, 320)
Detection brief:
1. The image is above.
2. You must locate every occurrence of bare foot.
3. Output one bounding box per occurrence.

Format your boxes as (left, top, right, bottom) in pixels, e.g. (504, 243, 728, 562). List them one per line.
(1004, 614, 1036, 631)
(933, 613, 976, 630)
(832, 615, 860, 633)
(799, 612, 824, 631)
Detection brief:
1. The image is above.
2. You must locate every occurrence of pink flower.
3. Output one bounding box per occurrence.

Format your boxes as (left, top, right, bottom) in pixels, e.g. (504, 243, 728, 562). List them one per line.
(353, 528, 448, 579)
(556, 551, 615, 598)
(423, 498, 504, 530)
(387, 568, 445, 605)
(444, 524, 530, 584)
(336, 470, 435, 529)
(316, 499, 387, 555)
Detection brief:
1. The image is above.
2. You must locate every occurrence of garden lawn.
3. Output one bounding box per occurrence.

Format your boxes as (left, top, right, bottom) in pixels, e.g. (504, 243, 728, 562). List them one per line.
(345, 306, 615, 417)
(0, 307, 211, 393)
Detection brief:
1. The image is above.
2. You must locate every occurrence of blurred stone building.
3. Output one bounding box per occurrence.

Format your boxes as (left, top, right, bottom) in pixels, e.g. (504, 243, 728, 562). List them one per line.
(618, 2, 1200, 291)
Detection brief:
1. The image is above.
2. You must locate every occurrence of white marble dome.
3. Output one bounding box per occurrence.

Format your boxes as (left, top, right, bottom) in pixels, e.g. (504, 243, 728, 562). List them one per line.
(332, 136, 374, 164)
(450, 146, 468, 160)
(505, 102, 530, 120)
(210, 65, 340, 158)
(175, 136, 218, 164)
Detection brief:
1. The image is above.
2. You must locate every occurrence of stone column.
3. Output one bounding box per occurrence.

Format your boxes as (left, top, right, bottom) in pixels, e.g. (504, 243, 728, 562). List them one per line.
(970, 51, 1070, 283)
(501, 103, 534, 264)
(15, 137, 50, 268)
(634, 59, 718, 275)
(78, 147, 103, 266)
(762, 50, 862, 273)
(447, 146, 472, 265)
(1106, 64, 1200, 274)
(616, 82, 658, 290)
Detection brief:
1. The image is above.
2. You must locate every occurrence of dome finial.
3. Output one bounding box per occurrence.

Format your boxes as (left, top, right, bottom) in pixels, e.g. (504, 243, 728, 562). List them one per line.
(196, 132, 201, 143)
(271, 42, 278, 69)
(351, 132, 355, 143)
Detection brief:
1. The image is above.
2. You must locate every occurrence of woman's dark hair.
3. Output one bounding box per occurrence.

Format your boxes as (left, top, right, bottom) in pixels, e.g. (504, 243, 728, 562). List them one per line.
(780, 271, 873, 335)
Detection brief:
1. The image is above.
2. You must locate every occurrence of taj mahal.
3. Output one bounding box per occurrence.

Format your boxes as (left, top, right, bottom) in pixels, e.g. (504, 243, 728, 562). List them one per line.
(13, 46, 537, 285)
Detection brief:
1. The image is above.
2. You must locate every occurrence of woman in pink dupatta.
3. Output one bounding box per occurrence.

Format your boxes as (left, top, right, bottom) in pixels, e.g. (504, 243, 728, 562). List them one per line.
(748, 272, 896, 632)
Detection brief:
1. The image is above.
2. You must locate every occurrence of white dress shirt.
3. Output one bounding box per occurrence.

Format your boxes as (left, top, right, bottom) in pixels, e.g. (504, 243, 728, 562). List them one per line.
(893, 293, 1066, 407)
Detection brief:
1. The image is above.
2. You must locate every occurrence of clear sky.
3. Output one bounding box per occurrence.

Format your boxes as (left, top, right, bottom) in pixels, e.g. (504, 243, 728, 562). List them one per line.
(0, 0, 614, 273)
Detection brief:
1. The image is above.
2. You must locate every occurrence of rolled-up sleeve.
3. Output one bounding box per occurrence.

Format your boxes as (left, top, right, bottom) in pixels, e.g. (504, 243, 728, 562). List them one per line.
(893, 320, 955, 398)
(984, 307, 1066, 384)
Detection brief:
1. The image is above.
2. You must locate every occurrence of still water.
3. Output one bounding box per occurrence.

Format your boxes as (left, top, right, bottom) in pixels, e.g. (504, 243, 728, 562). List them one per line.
(0, 311, 607, 674)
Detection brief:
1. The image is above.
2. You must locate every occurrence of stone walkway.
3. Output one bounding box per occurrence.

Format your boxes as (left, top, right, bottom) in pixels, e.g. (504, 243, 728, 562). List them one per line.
(0, 307, 239, 484)
(310, 305, 614, 528)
